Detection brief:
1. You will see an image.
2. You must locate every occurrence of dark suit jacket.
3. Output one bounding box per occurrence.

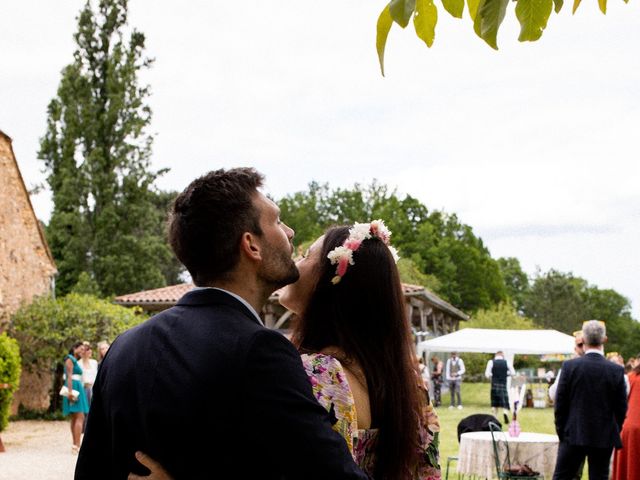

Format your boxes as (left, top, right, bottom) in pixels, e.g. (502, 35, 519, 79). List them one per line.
(75, 288, 367, 479)
(554, 351, 627, 449)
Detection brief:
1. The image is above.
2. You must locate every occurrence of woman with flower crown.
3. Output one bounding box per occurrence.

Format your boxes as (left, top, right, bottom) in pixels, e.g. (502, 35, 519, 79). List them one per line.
(277, 221, 441, 480)
(129, 220, 440, 480)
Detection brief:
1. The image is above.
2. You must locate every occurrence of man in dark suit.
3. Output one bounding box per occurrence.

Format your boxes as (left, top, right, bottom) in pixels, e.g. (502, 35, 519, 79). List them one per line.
(552, 320, 627, 480)
(76, 168, 368, 479)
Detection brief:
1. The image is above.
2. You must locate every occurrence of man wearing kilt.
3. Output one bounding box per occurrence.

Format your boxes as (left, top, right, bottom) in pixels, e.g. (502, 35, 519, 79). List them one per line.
(485, 351, 515, 423)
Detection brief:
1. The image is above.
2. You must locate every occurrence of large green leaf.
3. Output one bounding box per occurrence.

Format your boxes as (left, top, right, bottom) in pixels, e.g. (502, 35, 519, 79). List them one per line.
(442, 0, 465, 18)
(473, 0, 509, 49)
(598, 0, 607, 13)
(377, 5, 394, 76)
(390, 0, 418, 27)
(414, 0, 439, 47)
(552, 0, 564, 13)
(572, 0, 581, 13)
(467, 0, 481, 21)
(515, 0, 553, 42)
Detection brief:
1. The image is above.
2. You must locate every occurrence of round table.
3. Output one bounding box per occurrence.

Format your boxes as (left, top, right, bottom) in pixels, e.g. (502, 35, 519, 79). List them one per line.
(458, 431, 559, 479)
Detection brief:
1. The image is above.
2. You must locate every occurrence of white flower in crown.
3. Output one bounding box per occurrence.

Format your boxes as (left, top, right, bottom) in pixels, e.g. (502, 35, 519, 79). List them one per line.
(326, 219, 399, 284)
(370, 219, 391, 245)
(327, 246, 355, 267)
(349, 223, 373, 242)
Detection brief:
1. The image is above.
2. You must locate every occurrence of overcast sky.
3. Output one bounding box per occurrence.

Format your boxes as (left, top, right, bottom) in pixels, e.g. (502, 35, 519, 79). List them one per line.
(2, 1, 639, 319)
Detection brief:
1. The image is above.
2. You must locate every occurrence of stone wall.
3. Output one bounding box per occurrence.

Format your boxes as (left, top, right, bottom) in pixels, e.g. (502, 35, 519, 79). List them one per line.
(0, 131, 57, 412)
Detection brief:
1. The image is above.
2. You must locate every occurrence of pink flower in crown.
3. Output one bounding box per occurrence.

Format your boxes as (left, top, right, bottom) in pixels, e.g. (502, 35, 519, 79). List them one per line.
(344, 238, 362, 251)
(327, 245, 355, 284)
(327, 219, 398, 284)
(337, 257, 350, 277)
(370, 219, 391, 244)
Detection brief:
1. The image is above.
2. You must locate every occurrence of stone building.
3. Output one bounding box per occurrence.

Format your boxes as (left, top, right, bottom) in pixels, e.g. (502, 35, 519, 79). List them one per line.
(0, 130, 57, 411)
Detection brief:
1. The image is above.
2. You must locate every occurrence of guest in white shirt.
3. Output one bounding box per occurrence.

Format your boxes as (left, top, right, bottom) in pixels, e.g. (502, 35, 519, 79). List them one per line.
(549, 331, 584, 403)
(485, 351, 515, 421)
(80, 341, 99, 433)
(445, 352, 465, 409)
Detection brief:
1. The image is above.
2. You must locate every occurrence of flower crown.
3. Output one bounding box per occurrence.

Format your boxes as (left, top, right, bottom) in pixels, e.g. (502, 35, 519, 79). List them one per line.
(326, 219, 400, 285)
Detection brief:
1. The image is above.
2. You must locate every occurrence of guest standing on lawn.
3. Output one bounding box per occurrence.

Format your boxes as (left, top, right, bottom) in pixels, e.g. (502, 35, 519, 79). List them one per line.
(485, 350, 515, 423)
(63, 342, 90, 454)
(431, 356, 444, 407)
(552, 320, 627, 480)
(80, 341, 98, 433)
(612, 354, 640, 480)
(445, 352, 465, 409)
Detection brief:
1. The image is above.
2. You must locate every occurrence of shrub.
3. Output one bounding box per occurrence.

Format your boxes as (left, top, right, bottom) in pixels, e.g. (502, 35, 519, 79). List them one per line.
(10, 293, 146, 373)
(9, 293, 147, 412)
(0, 333, 21, 431)
(460, 352, 493, 381)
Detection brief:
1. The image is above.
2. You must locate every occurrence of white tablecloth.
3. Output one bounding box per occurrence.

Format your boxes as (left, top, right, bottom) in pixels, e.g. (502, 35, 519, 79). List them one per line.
(458, 431, 559, 479)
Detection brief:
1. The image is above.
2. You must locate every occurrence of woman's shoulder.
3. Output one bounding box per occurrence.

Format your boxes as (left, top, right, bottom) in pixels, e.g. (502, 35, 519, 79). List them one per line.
(301, 352, 358, 453)
(301, 352, 354, 399)
(301, 352, 347, 379)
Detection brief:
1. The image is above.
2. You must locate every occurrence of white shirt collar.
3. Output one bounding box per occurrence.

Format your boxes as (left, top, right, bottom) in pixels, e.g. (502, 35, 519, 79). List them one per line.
(192, 286, 264, 326)
(584, 348, 604, 356)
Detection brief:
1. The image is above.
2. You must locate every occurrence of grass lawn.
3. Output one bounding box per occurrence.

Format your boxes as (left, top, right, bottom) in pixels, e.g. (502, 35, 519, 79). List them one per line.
(435, 382, 556, 473)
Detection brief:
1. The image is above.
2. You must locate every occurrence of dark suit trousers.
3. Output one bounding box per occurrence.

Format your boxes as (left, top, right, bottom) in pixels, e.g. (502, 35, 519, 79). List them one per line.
(552, 442, 612, 480)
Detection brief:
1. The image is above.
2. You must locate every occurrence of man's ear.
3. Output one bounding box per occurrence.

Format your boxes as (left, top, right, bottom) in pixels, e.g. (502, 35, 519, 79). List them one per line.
(239, 232, 262, 261)
(603, 335, 609, 344)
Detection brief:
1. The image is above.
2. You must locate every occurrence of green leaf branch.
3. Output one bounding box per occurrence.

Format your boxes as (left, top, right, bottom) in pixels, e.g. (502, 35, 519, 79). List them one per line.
(376, 0, 630, 74)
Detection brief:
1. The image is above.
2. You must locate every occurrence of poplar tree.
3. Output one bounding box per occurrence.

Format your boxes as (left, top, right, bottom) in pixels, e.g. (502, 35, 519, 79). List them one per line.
(39, 0, 173, 296)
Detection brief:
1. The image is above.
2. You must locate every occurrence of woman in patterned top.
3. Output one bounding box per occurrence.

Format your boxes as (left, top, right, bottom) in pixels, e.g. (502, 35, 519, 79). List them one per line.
(277, 223, 440, 480)
(129, 221, 440, 480)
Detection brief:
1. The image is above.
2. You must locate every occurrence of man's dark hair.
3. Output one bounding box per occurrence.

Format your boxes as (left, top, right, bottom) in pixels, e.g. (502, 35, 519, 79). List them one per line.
(168, 168, 264, 285)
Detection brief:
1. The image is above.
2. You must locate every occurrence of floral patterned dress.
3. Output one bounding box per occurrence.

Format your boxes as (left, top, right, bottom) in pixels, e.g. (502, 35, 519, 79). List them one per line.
(301, 353, 442, 479)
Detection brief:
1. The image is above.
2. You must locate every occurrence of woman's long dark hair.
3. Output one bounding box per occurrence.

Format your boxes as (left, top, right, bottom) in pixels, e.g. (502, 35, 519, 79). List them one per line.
(292, 226, 423, 480)
(68, 341, 83, 356)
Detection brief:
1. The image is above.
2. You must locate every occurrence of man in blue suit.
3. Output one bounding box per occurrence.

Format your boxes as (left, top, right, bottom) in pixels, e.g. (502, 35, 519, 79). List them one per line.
(552, 320, 627, 480)
(76, 168, 368, 479)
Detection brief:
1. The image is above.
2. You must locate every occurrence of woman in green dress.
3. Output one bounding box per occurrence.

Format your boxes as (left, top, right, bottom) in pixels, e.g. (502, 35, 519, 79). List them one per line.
(63, 341, 90, 453)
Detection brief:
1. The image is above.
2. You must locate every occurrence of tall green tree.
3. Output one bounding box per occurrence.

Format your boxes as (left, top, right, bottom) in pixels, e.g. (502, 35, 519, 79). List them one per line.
(497, 257, 530, 312)
(581, 286, 639, 359)
(522, 269, 587, 333)
(279, 181, 508, 312)
(277, 181, 328, 244)
(523, 269, 640, 356)
(150, 190, 184, 286)
(39, 0, 173, 296)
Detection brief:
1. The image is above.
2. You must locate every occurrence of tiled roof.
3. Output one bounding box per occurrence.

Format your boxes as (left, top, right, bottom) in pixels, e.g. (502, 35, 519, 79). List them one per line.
(114, 282, 468, 320)
(114, 283, 195, 305)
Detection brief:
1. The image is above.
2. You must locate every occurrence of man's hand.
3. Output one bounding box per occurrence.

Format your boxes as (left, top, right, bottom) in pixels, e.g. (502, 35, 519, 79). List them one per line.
(128, 451, 174, 480)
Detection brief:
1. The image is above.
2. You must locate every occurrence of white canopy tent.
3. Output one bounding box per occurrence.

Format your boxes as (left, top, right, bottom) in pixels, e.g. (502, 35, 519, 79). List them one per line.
(417, 328, 576, 367)
(418, 328, 576, 409)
